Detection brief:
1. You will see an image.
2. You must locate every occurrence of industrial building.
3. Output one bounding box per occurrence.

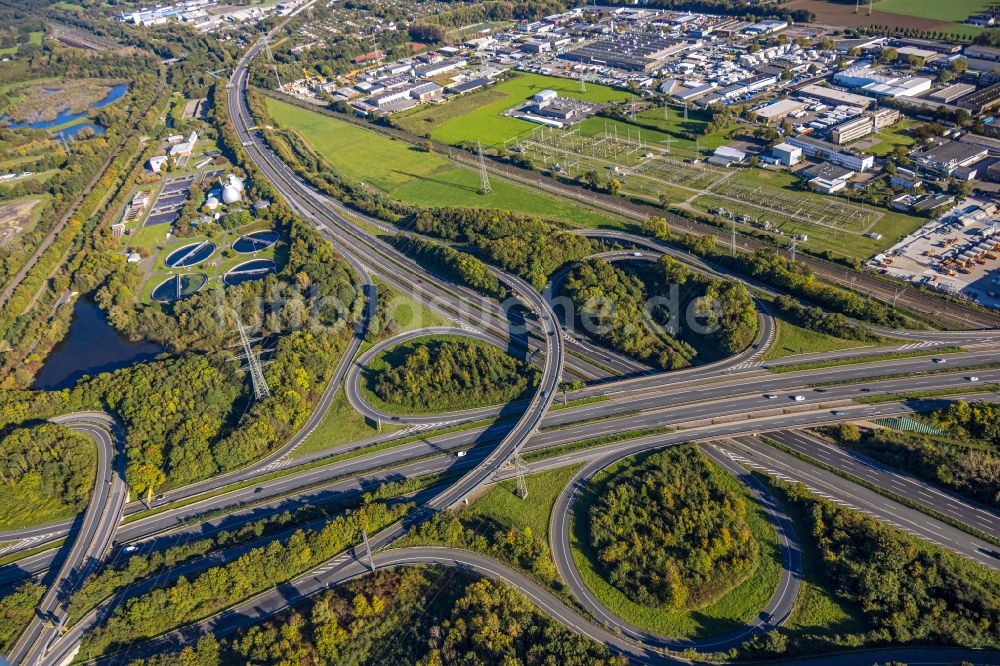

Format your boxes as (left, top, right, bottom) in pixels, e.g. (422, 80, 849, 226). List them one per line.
(796, 84, 873, 109)
(912, 140, 988, 177)
(833, 66, 933, 98)
(786, 134, 875, 172)
(829, 108, 899, 145)
(561, 32, 696, 73)
(957, 82, 1000, 114)
(771, 142, 802, 166)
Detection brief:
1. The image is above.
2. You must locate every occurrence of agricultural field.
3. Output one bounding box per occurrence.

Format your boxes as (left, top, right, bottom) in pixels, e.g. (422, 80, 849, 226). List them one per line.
(400, 72, 631, 148)
(265, 97, 623, 228)
(787, 0, 987, 37)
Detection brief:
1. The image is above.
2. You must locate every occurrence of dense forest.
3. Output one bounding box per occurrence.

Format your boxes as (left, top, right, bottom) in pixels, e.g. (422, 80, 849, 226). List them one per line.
(589, 445, 758, 609)
(411, 208, 593, 290)
(129, 569, 625, 666)
(745, 480, 1000, 658)
(826, 402, 1000, 509)
(373, 338, 540, 411)
(0, 423, 96, 528)
(561, 255, 757, 369)
(0, 582, 43, 654)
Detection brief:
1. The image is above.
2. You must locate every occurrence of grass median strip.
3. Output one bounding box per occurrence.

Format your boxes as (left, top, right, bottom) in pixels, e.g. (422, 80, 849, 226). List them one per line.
(769, 347, 965, 374)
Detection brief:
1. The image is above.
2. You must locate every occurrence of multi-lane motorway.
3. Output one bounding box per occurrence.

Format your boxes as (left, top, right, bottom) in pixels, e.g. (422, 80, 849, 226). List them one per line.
(4, 23, 1000, 666)
(5, 413, 125, 666)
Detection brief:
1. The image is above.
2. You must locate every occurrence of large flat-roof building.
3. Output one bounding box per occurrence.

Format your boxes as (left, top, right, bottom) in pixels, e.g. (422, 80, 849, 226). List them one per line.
(829, 108, 899, 145)
(561, 32, 695, 72)
(913, 140, 988, 177)
(786, 134, 875, 172)
(797, 84, 873, 109)
(957, 82, 1000, 114)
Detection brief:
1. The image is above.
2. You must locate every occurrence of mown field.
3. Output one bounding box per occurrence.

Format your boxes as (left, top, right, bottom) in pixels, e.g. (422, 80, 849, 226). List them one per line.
(265, 96, 623, 228)
(395, 72, 632, 149)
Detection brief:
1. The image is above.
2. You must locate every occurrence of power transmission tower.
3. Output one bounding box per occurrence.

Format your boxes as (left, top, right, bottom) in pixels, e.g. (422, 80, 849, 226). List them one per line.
(361, 526, 375, 572)
(731, 216, 737, 255)
(477, 139, 491, 195)
(790, 236, 799, 263)
(514, 454, 529, 499)
(683, 100, 689, 121)
(264, 36, 283, 91)
(236, 316, 271, 401)
(579, 74, 586, 94)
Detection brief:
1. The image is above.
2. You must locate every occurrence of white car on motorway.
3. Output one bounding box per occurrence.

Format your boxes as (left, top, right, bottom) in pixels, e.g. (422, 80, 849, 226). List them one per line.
(932, 358, 946, 363)
(790, 395, 806, 401)
(967, 376, 980, 382)
(764, 394, 778, 400)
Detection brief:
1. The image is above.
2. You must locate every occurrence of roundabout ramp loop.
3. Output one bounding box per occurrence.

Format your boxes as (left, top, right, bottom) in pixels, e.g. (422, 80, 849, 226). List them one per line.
(345, 326, 536, 427)
(550, 440, 802, 654)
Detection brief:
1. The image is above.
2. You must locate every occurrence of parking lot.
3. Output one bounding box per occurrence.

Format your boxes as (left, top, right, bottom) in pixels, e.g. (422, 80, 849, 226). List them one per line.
(872, 200, 1000, 310)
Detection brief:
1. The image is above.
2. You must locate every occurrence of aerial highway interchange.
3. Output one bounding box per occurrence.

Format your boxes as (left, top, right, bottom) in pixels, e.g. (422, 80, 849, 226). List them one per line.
(4, 13, 1000, 666)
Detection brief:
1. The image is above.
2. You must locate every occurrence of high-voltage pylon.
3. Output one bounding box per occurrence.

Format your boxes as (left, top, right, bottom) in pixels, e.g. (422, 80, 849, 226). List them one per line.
(263, 35, 283, 92)
(477, 139, 491, 195)
(579, 74, 586, 94)
(236, 316, 271, 401)
(514, 454, 529, 499)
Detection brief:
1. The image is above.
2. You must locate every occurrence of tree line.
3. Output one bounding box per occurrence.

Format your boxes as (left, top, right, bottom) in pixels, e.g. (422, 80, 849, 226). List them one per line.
(411, 208, 594, 290)
(131, 568, 626, 666)
(744, 480, 1000, 658)
(79, 500, 410, 659)
(828, 402, 999, 510)
(561, 255, 757, 370)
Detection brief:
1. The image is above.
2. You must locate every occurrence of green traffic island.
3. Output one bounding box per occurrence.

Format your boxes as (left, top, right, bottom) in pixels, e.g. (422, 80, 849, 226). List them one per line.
(569, 445, 780, 640)
(362, 334, 540, 416)
(559, 255, 758, 371)
(736, 474, 1000, 661)
(0, 422, 97, 530)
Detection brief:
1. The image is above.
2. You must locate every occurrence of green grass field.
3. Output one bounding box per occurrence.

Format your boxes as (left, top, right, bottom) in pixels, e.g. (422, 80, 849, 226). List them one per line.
(421, 72, 632, 148)
(862, 120, 916, 157)
(266, 97, 622, 228)
(872, 0, 993, 22)
(293, 388, 397, 458)
(569, 451, 781, 639)
(466, 465, 582, 541)
(761, 317, 875, 361)
(0, 31, 43, 56)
